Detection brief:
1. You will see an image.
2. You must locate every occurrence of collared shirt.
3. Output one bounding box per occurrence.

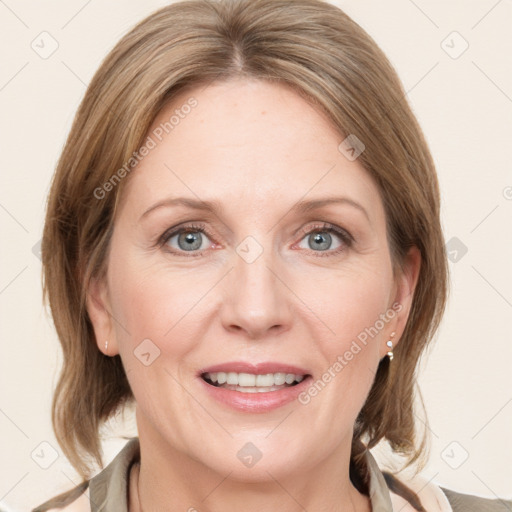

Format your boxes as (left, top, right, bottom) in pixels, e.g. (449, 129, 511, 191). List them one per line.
(33, 437, 511, 512)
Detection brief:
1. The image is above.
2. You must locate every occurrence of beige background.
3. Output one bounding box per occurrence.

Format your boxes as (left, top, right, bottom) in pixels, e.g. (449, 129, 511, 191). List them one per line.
(1, 0, 511, 510)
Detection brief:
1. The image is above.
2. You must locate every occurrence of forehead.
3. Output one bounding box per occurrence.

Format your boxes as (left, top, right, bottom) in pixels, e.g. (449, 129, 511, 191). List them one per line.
(117, 78, 383, 224)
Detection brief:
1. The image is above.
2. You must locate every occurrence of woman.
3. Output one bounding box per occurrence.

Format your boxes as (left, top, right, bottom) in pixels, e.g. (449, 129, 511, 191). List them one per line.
(33, 0, 511, 510)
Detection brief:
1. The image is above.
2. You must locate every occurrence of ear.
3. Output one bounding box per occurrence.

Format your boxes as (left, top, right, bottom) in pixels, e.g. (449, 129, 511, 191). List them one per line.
(380, 245, 421, 358)
(86, 274, 118, 356)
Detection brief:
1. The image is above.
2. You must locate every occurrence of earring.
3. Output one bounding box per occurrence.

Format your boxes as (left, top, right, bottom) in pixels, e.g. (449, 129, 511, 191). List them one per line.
(105, 340, 108, 355)
(386, 332, 396, 361)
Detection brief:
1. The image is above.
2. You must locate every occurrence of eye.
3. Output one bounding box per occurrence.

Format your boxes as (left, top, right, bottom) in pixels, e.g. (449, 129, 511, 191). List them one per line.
(157, 221, 353, 258)
(295, 222, 353, 256)
(159, 223, 214, 257)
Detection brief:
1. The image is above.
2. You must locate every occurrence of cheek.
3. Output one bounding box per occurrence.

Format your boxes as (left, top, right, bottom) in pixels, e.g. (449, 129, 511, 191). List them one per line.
(107, 258, 207, 417)
(108, 253, 208, 357)
(296, 259, 392, 345)
(291, 264, 392, 431)
(295, 259, 392, 398)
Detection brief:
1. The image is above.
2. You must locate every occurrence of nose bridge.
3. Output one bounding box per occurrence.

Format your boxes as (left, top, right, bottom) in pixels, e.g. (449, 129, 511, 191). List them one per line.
(237, 242, 275, 298)
(220, 234, 291, 336)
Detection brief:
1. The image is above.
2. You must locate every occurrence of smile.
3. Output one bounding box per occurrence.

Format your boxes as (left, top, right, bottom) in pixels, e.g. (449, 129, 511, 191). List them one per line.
(201, 371, 306, 393)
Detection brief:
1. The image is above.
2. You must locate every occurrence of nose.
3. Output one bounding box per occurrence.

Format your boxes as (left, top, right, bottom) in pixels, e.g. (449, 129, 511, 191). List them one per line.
(219, 244, 293, 339)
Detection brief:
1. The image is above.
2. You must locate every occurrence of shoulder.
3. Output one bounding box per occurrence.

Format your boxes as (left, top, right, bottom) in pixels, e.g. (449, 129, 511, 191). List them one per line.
(384, 467, 511, 512)
(384, 470, 452, 512)
(32, 437, 140, 512)
(440, 487, 512, 512)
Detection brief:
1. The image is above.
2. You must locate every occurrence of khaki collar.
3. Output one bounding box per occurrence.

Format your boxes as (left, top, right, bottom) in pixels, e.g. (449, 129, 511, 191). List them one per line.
(364, 449, 453, 512)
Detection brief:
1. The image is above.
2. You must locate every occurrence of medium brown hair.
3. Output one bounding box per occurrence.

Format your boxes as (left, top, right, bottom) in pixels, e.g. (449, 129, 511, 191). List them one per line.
(39, 0, 448, 505)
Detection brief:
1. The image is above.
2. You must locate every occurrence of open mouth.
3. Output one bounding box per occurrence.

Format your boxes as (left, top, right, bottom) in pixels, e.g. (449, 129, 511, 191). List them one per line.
(201, 371, 310, 393)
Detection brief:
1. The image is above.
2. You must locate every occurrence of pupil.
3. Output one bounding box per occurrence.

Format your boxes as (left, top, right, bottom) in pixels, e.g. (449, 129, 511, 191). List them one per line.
(310, 232, 331, 251)
(178, 232, 202, 251)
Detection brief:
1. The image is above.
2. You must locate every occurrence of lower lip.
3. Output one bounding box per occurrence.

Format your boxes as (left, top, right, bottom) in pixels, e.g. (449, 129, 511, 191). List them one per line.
(198, 376, 312, 413)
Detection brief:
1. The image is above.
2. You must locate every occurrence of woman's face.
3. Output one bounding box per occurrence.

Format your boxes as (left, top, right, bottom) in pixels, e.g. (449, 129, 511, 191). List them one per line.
(88, 78, 419, 481)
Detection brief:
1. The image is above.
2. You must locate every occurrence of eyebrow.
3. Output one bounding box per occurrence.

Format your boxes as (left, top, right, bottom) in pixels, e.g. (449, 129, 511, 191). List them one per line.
(139, 195, 370, 222)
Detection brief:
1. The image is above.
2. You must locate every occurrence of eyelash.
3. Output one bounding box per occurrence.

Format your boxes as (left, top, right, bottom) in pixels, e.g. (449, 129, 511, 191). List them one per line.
(157, 222, 354, 258)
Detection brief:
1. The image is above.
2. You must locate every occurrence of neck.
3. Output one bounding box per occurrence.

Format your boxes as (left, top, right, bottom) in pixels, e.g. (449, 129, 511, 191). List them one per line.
(129, 425, 371, 512)
(130, 462, 370, 512)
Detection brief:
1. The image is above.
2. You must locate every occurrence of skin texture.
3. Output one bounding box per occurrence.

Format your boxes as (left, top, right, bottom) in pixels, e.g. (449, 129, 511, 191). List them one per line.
(87, 77, 421, 512)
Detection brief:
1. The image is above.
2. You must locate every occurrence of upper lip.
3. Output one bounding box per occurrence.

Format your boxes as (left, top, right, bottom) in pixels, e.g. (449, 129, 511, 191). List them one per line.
(199, 361, 311, 376)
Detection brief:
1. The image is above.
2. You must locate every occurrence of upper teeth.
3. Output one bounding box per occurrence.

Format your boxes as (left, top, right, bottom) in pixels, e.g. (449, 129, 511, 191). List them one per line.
(204, 372, 305, 387)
